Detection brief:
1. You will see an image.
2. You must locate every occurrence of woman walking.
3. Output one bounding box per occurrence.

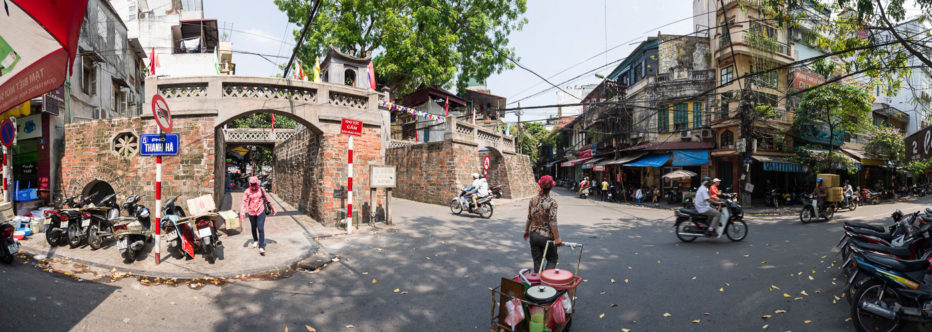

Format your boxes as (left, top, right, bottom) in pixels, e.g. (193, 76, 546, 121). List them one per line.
(240, 176, 277, 254)
(524, 175, 563, 272)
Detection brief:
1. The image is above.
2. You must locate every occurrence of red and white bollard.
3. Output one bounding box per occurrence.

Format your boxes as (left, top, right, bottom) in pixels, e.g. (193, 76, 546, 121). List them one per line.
(346, 135, 353, 233)
(154, 155, 162, 264)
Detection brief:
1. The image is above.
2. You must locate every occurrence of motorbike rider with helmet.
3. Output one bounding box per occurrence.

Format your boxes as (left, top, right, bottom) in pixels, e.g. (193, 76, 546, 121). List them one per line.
(464, 173, 490, 209)
(695, 176, 724, 235)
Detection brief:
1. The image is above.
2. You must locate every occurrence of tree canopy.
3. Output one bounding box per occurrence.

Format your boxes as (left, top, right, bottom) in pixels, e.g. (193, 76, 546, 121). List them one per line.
(274, 0, 528, 96)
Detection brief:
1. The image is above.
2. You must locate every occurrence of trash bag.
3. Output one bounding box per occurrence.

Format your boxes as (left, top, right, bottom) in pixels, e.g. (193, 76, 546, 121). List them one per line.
(561, 293, 572, 314)
(504, 298, 525, 330)
(548, 296, 566, 329)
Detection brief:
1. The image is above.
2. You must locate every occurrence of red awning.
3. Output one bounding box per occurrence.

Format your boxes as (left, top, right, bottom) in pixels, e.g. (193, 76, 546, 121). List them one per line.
(620, 141, 715, 152)
(560, 157, 592, 167)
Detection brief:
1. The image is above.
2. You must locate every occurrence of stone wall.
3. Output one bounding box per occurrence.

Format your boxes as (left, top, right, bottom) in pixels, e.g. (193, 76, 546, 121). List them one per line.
(272, 128, 321, 220)
(59, 116, 216, 210)
(502, 153, 539, 199)
(272, 123, 383, 225)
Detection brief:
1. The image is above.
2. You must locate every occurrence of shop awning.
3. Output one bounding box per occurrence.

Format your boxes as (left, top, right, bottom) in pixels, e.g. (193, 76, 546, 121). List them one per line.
(753, 155, 804, 173)
(804, 148, 861, 171)
(545, 159, 565, 168)
(624, 154, 671, 167)
(596, 153, 648, 166)
(840, 148, 886, 167)
(581, 158, 604, 170)
(671, 150, 709, 166)
(560, 157, 592, 167)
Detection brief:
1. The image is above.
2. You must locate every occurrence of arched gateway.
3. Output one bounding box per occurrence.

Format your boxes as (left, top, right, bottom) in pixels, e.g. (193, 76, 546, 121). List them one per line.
(59, 74, 389, 224)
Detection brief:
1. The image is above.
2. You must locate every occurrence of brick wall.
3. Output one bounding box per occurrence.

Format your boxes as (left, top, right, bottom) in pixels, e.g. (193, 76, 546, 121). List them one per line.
(503, 153, 539, 199)
(59, 116, 216, 210)
(272, 128, 321, 220)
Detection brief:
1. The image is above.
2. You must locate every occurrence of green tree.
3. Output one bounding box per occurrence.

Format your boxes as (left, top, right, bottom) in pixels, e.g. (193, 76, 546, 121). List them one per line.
(510, 122, 549, 164)
(794, 84, 873, 157)
(229, 113, 298, 129)
(275, 0, 527, 95)
(865, 126, 906, 166)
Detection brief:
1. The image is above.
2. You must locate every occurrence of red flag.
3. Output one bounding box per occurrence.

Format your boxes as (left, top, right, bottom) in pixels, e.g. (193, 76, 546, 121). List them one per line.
(271, 114, 275, 130)
(150, 48, 156, 75)
(445, 97, 449, 117)
(367, 61, 376, 90)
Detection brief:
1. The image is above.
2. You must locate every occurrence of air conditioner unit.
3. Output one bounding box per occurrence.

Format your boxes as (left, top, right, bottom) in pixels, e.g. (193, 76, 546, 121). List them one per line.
(92, 108, 103, 119)
(680, 131, 690, 138)
(701, 129, 713, 138)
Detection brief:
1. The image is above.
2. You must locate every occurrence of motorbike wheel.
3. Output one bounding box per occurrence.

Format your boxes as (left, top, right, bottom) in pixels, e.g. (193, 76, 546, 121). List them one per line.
(67, 222, 82, 248)
(478, 203, 493, 219)
(824, 206, 835, 220)
(725, 220, 748, 241)
(121, 249, 136, 263)
(851, 280, 901, 332)
(849, 200, 857, 212)
(204, 245, 216, 263)
(45, 219, 62, 246)
(674, 221, 697, 243)
(168, 239, 183, 259)
(450, 200, 463, 215)
(871, 197, 879, 205)
(88, 225, 103, 250)
(800, 206, 814, 224)
(0, 243, 12, 264)
(773, 198, 779, 209)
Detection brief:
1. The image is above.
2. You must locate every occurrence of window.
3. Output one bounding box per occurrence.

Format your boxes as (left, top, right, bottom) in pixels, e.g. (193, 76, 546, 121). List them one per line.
(674, 103, 688, 125)
(753, 91, 778, 107)
(693, 102, 703, 128)
(344, 69, 357, 86)
(111, 131, 138, 159)
(112, 81, 127, 114)
(720, 130, 734, 148)
(81, 58, 97, 96)
(634, 63, 643, 82)
(657, 105, 669, 133)
(721, 66, 734, 85)
(129, 5, 137, 21)
(751, 21, 777, 39)
(97, 14, 107, 44)
(750, 65, 778, 89)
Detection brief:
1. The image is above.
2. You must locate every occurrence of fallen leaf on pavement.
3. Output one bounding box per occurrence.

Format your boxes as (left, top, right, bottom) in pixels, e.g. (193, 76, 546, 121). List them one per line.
(610, 304, 618, 307)
(783, 293, 791, 298)
(622, 329, 630, 332)
(775, 310, 786, 314)
(658, 260, 661, 264)
(720, 288, 724, 292)
(692, 276, 696, 280)
(845, 317, 852, 322)
(808, 276, 814, 280)
(600, 291, 606, 295)
(624, 279, 629, 284)
(663, 313, 672, 317)
(600, 313, 605, 319)
(305, 326, 316, 332)
(800, 291, 809, 296)
(371, 279, 377, 284)
(401, 291, 408, 294)
(704, 313, 710, 316)
(611, 278, 616, 284)
(393, 289, 400, 293)
(346, 325, 355, 329)
(793, 297, 803, 301)
(692, 319, 701, 324)
(804, 320, 812, 324)
(762, 324, 768, 329)
(761, 261, 766, 264)
(772, 285, 780, 290)
(762, 315, 772, 319)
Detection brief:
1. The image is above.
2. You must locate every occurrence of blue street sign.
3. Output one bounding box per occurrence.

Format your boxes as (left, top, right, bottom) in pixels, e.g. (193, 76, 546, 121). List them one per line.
(139, 133, 179, 156)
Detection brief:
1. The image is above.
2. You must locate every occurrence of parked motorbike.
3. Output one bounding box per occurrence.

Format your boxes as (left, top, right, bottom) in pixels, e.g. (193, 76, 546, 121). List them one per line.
(449, 188, 494, 218)
(860, 188, 882, 205)
(673, 192, 747, 242)
(606, 185, 618, 202)
(765, 189, 780, 208)
(160, 195, 221, 263)
(43, 193, 92, 246)
(490, 185, 503, 199)
(113, 195, 151, 262)
(0, 220, 18, 264)
(846, 243, 932, 332)
(77, 193, 119, 250)
(799, 194, 835, 223)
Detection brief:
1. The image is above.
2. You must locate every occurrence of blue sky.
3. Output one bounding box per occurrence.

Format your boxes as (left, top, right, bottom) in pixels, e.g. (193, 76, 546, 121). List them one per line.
(204, 0, 694, 123)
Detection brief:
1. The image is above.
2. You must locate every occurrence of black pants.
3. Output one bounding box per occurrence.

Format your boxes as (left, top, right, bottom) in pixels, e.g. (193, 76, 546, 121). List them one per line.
(530, 232, 558, 272)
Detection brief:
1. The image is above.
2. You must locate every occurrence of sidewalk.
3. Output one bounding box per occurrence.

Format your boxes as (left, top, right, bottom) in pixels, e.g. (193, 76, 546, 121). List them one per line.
(17, 192, 325, 279)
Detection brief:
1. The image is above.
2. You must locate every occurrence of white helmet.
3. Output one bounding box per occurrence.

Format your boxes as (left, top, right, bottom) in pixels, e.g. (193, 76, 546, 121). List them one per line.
(472, 173, 479, 179)
(713, 178, 721, 183)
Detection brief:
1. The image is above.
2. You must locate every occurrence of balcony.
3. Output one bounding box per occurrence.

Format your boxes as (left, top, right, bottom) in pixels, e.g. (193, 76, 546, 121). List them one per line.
(716, 30, 793, 64)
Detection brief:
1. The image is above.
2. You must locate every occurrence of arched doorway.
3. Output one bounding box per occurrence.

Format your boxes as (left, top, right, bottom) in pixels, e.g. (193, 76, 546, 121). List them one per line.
(215, 110, 323, 219)
(81, 180, 116, 207)
(478, 146, 511, 198)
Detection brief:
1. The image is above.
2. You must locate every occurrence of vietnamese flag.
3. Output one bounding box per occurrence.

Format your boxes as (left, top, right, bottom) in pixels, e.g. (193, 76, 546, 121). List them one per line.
(367, 61, 376, 90)
(0, 0, 89, 113)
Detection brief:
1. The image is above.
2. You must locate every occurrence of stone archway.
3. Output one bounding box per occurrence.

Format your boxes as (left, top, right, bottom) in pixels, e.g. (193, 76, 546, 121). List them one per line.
(479, 147, 513, 198)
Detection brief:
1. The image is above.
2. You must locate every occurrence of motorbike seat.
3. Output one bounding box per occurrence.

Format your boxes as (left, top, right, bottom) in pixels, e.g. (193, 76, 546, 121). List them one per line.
(844, 222, 886, 233)
(863, 252, 930, 272)
(850, 238, 912, 258)
(677, 209, 707, 219)
(926, 208, 932, 216)
(920, 215, 932, 224)
(846, 227, 895, 241)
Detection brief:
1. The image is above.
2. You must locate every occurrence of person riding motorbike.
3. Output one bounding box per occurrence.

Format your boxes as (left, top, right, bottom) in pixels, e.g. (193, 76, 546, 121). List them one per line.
(578, 177, 589, 196)
(843, 180, 854, 206)
(464, 173, 490, 209)
(709, 178, 722, 200)
(695, 177, 724, 235)
(813, 178, 828, 214)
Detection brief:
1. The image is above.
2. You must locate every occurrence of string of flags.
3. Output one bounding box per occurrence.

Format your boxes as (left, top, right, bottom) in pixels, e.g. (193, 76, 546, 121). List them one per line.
(379, 100, 445, 123)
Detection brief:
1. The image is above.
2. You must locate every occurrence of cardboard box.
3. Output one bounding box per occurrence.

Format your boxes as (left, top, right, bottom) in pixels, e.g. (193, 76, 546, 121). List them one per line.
(817, 173, 840, 188)
(186, 195, 216, 216)
(827, 187, 844, 202)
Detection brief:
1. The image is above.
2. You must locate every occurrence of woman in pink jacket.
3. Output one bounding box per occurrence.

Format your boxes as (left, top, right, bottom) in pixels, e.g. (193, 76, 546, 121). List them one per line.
(240, 176, 276, 254)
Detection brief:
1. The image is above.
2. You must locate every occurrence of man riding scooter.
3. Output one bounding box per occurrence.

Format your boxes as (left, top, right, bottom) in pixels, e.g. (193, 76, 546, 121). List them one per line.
(813, 178, 828, 217)
(695, 177, 725, 236)
(464, 173, 490, 210)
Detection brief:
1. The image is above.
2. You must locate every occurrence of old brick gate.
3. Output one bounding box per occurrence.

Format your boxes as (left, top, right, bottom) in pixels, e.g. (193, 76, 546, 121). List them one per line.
(60, 75, 389, 224)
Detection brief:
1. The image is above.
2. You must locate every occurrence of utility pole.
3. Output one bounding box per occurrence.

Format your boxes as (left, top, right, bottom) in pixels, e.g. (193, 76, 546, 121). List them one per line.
(739, 82, 753, 204)
(516, 102, 523, 154)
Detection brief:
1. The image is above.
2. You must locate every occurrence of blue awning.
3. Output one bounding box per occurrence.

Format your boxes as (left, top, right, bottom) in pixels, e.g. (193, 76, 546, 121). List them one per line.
(671, 150, 709, 166)
(753, 155, 805, 173)
(624, 154, 671, 167)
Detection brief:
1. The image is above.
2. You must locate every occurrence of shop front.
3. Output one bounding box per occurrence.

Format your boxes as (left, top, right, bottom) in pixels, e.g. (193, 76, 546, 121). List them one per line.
(6, 96, 59, 216)
(749, 154, 806, 201)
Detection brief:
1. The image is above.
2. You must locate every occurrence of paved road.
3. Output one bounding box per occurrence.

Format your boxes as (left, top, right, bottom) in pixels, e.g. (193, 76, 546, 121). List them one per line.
(1, 189, 927, 331)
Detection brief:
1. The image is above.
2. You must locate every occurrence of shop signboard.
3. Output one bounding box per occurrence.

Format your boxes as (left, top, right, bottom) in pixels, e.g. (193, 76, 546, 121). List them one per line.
(16, 114, 41, 140)
(139, 133, 179, 156)
(42, 86, 64, 115)
(797, 124, 845, 146)
(906, 125, 932, 162)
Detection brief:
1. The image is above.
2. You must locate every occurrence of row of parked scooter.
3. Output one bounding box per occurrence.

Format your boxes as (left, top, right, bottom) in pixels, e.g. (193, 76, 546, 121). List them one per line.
(838, 208, 932, 331)
(41, 192, 223, 263)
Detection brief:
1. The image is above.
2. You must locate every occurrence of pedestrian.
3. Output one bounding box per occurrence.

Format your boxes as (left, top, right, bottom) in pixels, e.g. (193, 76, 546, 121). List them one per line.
(652, 186, 659, 204)
(601, 178, 609, 201)
(635, 187, 644, 204)
(240, 176, 277, 255)
(524, 175, 562, 272)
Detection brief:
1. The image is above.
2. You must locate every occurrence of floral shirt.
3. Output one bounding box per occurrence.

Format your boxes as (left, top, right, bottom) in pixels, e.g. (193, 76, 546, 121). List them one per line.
(528, 194, 558, 238)
(240, 187, 275, 219)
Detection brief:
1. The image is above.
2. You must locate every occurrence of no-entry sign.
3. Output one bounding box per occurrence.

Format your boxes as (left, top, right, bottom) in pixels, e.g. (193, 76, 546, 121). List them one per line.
(151, 94, 173, 133)
(483, 155, 491, 171)
(341, 118, 362, 136)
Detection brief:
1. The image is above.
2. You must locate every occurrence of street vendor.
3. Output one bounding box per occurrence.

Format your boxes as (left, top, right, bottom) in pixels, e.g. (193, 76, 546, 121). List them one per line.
(524, 175, 562, 272)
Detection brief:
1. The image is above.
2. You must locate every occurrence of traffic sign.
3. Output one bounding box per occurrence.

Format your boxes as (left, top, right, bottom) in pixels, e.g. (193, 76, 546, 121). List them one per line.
(139, 133, 179, 156)
(151, 94, 173, 133)
(340, 118, 362, 136)
(483, 155, 491, 171)
(0, 119, 14, 147)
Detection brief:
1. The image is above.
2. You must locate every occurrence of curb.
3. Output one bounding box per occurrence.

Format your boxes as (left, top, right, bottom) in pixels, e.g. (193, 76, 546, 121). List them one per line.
(18, 242, 320, 280)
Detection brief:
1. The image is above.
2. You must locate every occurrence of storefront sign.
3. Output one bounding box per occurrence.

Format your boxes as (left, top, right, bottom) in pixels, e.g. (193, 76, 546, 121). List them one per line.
(42, 86, 64, 115)
(797, 124, 845, 146)
(16, 114, 41, 140)
(906, 125, 932, 162)
(578, 150, 592, 158)
(593, 165, 605, 172)
(139, 133, 179, 156)
(791, 69, 826, 90)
